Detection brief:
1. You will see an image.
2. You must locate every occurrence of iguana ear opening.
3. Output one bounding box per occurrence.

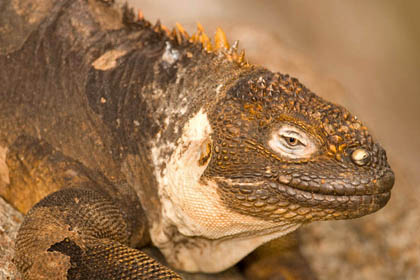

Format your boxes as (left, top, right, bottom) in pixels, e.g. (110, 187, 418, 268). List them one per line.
(198, 138, 212, 166)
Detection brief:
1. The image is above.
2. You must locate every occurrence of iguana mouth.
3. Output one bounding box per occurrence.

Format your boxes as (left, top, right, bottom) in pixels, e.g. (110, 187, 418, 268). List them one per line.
(275, 167, 394, 197)
(272, 168, 394, 211)
(216, 168, 394, 221)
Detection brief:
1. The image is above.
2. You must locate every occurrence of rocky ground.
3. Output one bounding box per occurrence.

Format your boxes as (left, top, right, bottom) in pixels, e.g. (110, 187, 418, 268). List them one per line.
(1, 1, 419, 279)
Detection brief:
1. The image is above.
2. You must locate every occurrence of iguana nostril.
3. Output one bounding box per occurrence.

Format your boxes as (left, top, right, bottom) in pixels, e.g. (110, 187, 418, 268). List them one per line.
(351, 148, 371, 166)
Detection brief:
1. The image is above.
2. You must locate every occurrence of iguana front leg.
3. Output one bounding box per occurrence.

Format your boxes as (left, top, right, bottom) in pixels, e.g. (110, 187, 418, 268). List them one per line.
(8, 136, 180, 279)
(16, 188, 180, 279)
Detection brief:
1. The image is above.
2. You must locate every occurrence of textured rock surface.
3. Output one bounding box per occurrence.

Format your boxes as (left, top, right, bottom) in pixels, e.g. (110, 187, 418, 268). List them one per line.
(0, 197, 23, 280)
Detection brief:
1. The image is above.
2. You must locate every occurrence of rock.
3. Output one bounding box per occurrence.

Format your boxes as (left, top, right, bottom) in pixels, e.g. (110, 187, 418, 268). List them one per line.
(0, 197, 23, 280)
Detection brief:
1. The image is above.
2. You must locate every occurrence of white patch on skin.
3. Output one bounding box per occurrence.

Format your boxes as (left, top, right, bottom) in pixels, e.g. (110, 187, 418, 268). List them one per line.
(150, 109, 302, 273)
(164, 116, 170, 128)
(162, 41, 180, 65)
(92, 49, 127, 71)
(179, 105, 188, 115)
(0, 146, 9, 186)
(216, 84, 223, 94)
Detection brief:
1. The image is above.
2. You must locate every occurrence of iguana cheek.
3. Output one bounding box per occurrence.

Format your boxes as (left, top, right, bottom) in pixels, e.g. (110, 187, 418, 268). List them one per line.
(151, 109, 280, 238)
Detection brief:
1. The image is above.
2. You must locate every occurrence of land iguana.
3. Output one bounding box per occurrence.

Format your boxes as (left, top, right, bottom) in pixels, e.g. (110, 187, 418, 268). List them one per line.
(0, 0, 394, 279)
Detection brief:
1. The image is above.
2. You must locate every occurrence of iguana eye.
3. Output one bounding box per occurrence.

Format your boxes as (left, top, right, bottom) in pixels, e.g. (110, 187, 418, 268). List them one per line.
(269, 124, 317, 159)
(282, 136, 301, 147)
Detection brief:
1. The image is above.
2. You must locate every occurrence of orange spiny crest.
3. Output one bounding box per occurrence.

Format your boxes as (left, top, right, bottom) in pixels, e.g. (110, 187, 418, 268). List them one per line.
(183, 22, 249, 66)
(175, 22, 189, 39)
(135, 11, 249, 66)
(215, 27, 230, 50)
(137, 10, 144, 21)
(160, 24, 170, 36)
(132, 9, 250, 67)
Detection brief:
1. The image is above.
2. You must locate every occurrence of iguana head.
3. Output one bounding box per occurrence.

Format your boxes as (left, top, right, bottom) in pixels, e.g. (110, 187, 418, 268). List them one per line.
(201, 71, 394, 223)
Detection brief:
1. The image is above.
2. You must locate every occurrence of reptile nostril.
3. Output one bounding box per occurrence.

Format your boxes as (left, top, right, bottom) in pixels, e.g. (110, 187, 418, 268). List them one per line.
(351, 148, 371, 166)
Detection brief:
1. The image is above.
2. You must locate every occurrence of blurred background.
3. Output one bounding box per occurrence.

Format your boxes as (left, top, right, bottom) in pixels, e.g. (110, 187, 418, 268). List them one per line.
(128, 1, 420, 279)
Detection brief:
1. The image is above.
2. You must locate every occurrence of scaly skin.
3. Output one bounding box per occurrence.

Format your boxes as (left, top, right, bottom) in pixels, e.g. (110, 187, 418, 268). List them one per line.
(0, 0, 394, 279)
